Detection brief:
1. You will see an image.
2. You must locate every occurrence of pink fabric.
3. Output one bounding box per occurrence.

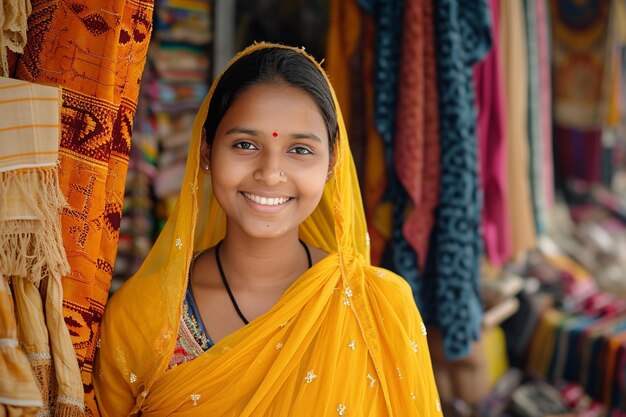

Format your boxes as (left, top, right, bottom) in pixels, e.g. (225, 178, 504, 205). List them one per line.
(536, 0, 554, 208)
(473, 0, 512, 266)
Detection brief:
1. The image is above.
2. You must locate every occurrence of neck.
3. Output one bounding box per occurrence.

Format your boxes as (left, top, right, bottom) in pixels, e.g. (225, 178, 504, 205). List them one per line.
(218, 228, 306, 293)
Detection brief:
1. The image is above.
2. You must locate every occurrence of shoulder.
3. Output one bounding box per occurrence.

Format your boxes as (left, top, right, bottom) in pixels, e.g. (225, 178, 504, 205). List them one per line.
(363, 266, 420, 318)
(365, 266, 414, 298)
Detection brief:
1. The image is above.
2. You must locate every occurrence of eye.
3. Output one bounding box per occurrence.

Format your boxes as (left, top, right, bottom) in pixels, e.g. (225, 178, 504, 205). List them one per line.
(289, 146, 313, 155)
(234, 141, 257, 150)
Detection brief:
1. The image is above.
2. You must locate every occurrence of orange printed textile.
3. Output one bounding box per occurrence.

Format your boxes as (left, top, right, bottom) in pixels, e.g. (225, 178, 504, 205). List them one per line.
(13, 0, 154, 414)
(94, 43, 442, 416)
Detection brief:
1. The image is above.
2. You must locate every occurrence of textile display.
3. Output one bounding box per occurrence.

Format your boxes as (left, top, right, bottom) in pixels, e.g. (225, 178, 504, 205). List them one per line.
(536, 0, 554, 210)
(421, 0, 491, 360)
(551, 0, 611, 129)
(500, 0, 537, 257)
(473, 0, 512, 267)
(393, 0, 439, 274)
(0, 0, 31, 76)
(94, 43, 442, 416)
(524, 0, 549, 236)
(0, 77, 82, 415)
(12, 0, 154, 413)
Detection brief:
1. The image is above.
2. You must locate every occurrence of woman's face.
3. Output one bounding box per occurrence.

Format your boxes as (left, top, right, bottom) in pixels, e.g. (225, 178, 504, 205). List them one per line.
(208, 82, 331, 240)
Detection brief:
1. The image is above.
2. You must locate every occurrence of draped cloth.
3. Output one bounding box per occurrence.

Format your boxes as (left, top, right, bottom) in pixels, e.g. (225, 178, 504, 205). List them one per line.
(500, 0, 537, 257)
(0, 0, 31, 76)
(94, 43, 442, 416)
(394, 0, 439, 274)
(12, 1, 154, 413)
(422, 0, 491, 360)
(0, 77, 83, 416)
(473, 0, 512, 267)
(524, 0, 548, 236)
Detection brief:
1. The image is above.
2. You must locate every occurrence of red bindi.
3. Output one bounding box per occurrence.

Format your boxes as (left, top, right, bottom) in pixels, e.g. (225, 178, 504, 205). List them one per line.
(272, 131, 278, 137)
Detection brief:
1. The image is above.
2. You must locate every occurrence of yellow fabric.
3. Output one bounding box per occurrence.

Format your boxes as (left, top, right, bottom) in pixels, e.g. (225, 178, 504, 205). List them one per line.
(604, 0, 626, 126)
(482, 326, 509, 387)
(95, 43, 441, 416)
(0, 77, 83, 415)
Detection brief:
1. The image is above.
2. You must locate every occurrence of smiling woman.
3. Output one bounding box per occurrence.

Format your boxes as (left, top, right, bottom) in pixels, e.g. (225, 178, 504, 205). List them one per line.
(94, 43, 441, 416)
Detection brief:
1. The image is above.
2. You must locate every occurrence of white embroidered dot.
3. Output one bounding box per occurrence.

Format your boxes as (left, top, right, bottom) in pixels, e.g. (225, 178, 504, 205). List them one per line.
(337, 403, 347, 415)
(275, 342, 283, 350)
(343, 297, 350, 306)
(141, 391, 148, 398)
(344, 286, 352, 298)
(367, 373, 377, 388)
(96, 338, 101, 348)
(222, 345, 231, 353)
(411, 392, 417, 401)
(191, 394, 201, 406)
(175, 237, 183, 249)
(279, 321, 289, 328)
(376, 270, 385, 278)
(410, 340, 419, 352)
(436, 399, 441, 412)
(304, 370, 317, 383)
(347, 340, 356, 350)
(421, 322, 427, 336)
(129, 373, 137, 383)
(396, 367, 403, 380)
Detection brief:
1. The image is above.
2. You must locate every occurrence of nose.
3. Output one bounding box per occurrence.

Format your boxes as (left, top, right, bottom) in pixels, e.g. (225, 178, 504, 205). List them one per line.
(253, 151, 287, 185)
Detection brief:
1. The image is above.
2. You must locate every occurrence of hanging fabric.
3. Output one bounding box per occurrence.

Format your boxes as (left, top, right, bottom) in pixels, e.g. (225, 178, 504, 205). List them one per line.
(474, 0, 512, 267)
(12, 0, 155, 413)
(422, 0, 491, 360)
(0, 0, 31, 76)
(500, 0, 537, 257)
(524, 0, 549, 236)
(0, 77, 83, 416)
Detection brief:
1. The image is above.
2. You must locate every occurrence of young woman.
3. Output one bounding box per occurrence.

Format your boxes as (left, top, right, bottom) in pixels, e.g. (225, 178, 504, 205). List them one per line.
(94, 43, 441, 416)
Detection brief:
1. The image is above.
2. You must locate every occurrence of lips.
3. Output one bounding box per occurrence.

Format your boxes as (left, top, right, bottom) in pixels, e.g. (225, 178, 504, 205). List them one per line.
(242, 192, 291, 206)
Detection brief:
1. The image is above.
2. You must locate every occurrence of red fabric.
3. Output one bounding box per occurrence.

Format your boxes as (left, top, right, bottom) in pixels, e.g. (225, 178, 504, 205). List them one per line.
(393, 0, 440, 270)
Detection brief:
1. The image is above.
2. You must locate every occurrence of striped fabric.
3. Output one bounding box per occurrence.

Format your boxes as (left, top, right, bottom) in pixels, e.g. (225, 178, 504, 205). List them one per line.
(0, 77, 60, 173)
(0, 76, 84, 417)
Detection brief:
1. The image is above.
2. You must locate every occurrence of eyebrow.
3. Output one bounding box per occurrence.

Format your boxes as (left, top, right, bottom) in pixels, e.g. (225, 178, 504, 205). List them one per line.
(225, 127, 322, 143)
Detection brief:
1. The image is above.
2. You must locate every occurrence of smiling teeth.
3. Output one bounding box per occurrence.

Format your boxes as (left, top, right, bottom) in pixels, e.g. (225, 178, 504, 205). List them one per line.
(244, 193, 290, 206)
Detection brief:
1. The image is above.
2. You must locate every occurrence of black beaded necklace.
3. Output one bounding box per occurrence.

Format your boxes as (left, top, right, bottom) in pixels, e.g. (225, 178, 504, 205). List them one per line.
(214, 240, 313, 325)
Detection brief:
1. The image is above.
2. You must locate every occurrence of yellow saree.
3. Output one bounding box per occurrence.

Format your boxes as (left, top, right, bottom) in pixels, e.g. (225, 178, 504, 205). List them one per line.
(94, 43, 441, 416)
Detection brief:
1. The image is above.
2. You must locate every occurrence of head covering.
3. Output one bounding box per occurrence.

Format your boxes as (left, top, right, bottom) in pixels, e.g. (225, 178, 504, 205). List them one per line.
(95, 42, 441, 416)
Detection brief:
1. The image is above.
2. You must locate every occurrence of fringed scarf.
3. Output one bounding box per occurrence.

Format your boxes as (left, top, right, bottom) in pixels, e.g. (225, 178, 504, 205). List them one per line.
(0, 77, 84, 416)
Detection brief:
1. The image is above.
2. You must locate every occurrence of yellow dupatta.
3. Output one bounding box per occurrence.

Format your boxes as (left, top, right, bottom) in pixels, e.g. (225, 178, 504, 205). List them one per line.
(94, 43, 441, 416)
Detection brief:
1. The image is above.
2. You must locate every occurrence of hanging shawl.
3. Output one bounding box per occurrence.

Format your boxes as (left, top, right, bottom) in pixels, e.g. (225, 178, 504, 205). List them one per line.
(94, 43, 441, 416)
(0, 0, 31, 76)
(0, 77, 84, 416)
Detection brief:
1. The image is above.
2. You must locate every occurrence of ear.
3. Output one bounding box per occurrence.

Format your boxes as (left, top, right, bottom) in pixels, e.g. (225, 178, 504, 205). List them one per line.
(200, 128, 211, 174)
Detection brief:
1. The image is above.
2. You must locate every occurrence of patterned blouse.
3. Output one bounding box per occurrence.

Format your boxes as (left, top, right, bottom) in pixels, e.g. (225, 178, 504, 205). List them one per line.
(168, 254, 214, 369)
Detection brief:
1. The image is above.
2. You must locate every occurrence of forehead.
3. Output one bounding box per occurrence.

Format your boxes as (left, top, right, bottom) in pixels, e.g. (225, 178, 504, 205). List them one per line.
(218, 83, 327, 136)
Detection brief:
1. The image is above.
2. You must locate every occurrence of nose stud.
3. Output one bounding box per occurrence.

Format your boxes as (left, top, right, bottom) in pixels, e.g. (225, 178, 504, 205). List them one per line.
(279, 171, 286, 177)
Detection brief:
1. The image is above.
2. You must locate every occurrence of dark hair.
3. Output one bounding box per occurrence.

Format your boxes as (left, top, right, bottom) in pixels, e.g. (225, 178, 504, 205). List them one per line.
(203, 47, 338, 154)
